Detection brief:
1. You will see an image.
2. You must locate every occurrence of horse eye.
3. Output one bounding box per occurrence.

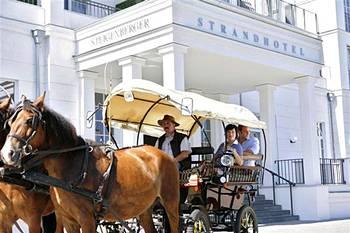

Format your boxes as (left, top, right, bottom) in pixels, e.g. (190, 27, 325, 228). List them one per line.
(25, 119, 33, 125)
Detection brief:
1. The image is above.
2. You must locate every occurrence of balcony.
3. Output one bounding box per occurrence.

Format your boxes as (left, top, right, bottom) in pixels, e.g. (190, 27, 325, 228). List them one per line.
(66, 0, 116, 18)
(320, 158, 345, 185)
(210, 0, 318, 34)
(275, 158, 305, 185)
(17, 0, 38, 6)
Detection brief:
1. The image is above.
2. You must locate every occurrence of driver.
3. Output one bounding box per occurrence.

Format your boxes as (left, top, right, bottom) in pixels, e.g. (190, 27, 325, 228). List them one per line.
(215, 124, 243, 166)
(155, 114, 191, 204)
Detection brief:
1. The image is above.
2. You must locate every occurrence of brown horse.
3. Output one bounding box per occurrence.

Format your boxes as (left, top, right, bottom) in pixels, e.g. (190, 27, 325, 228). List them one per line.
(0, 97, 63, 233)
(0, 94, 180, 233)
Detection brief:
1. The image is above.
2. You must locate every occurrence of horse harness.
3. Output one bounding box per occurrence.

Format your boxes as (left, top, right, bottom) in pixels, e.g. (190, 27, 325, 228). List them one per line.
(3, 100, 117, 221)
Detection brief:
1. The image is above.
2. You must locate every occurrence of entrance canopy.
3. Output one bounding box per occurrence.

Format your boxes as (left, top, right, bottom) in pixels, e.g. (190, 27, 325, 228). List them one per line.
(104, 80, 266, 137)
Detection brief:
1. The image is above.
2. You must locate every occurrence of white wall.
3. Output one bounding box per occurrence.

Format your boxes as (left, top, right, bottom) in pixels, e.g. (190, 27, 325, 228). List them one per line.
(0, 0, 102, 130)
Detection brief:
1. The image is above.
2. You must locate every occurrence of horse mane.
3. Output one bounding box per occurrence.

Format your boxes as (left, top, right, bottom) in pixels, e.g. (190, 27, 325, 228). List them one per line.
(22, 100, 80, 147)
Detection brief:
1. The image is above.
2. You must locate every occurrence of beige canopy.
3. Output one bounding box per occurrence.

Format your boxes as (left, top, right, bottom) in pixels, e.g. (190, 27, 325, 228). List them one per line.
(103, 80, 266, 137)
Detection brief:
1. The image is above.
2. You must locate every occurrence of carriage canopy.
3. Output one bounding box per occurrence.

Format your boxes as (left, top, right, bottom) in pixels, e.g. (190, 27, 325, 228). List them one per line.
(103, 79, 266, 137)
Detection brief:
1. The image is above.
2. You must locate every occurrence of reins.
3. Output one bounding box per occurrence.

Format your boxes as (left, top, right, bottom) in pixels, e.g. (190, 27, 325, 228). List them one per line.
(3, 100, 124, 225)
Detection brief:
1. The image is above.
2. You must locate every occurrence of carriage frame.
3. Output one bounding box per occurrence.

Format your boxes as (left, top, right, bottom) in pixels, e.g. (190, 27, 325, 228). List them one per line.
(101, 79, 267, 233)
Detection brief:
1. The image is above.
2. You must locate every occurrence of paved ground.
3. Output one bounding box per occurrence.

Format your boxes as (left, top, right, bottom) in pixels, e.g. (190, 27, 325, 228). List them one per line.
(256, 219, 350, 233)
(13, 218, 350, 232)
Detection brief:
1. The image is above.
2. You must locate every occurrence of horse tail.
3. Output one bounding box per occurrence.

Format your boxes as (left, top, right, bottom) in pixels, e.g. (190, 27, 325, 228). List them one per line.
(157, 148, 180, 233)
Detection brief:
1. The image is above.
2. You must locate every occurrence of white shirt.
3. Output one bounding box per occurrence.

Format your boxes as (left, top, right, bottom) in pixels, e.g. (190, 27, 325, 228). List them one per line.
(154, 135, 192, 157)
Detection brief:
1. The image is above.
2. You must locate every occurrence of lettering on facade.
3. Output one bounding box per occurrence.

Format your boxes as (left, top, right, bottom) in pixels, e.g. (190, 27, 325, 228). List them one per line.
(90, 18, 150, 48)
(197, 17, 305, 58)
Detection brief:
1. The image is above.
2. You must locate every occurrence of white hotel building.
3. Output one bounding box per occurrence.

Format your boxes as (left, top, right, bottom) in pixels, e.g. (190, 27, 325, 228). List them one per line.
(1, 0, 350, 224)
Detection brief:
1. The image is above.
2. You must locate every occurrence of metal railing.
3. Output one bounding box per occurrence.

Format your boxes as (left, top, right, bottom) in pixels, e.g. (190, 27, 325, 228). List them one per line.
(260, 165, 296, 216)
(17, 0, 38, 6)
(275, 158, 305, 185)
(320, 158, 346, 185)
(219, 0, 318, 34)
(69, 0, 116, 18)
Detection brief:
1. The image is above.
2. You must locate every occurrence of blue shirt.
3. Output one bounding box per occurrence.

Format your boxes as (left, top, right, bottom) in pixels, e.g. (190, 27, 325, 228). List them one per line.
(241, 136, 260, 154)
(240, 136, 260, 166)
(215, 143, 243, 157)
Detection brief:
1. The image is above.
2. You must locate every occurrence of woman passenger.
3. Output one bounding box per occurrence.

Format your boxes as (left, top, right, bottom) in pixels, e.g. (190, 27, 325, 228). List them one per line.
(215, 124, 244, 166)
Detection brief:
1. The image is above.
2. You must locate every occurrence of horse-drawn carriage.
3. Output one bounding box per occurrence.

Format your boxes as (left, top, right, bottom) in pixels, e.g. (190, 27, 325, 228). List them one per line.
(0, 79, 266, 233)
(101, 79, 266, 232)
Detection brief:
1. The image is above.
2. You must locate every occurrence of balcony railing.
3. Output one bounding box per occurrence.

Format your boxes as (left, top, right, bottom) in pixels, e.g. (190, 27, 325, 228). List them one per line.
(217, 0, 318, 34)
(320, 158, 345, 185)
(275, 158, 305, 185)
(68, 0, 116, 18)
(17, 0, 38, 6)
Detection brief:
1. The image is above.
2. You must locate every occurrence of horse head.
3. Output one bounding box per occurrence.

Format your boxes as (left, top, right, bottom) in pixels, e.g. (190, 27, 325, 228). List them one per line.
(1, 93, 47, 167)
(0, 97, 13, 147)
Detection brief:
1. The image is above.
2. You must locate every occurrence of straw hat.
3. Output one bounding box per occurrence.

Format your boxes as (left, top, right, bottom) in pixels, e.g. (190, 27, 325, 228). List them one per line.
(157, 114, 180, 127)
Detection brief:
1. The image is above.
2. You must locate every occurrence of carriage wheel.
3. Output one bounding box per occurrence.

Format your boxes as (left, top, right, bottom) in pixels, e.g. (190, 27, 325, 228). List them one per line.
(234, 206, 258, 233)
(185, 208, 211, 233)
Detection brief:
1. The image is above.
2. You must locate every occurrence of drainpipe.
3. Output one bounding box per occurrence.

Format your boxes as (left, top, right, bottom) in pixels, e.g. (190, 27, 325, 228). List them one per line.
(31, 29, 45, 97)
(327, 92, 336, 158)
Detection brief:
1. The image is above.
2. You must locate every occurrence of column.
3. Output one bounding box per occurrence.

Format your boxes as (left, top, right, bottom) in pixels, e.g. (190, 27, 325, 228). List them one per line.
(118, 56, 145, 81)
(118, 56, 145, 147)
(78, 71, 97, 140)
(158, 43, 188, 91)
(295, 76, 321, 185)
(256, 84, 277, 186)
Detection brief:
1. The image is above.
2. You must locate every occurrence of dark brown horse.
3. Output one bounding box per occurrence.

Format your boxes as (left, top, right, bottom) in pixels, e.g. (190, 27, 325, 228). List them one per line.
(0, 94, 180, 233)
(0, 97, 63, 233)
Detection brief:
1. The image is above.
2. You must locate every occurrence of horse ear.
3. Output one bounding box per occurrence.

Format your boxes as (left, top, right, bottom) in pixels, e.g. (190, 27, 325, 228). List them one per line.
(33, 92, 46, 111)
(0, 97, 11, 110)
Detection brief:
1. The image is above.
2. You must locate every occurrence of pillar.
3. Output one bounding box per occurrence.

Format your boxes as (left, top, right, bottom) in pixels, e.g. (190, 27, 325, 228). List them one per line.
(158, 43, 188, 91)
(118, 56, 145, 147)
(78, 71, 97, 140)
(295, 76, 321, 185)
(256, 84, 277, 186)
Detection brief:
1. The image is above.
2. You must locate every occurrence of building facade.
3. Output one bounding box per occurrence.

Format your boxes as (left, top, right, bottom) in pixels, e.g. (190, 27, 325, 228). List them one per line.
(1, 0, 349, 226)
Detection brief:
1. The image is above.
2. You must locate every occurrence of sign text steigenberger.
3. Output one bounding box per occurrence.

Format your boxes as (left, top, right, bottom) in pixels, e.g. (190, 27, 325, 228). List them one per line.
(197, 17, 305, 58)
(89, 18, 150, 49)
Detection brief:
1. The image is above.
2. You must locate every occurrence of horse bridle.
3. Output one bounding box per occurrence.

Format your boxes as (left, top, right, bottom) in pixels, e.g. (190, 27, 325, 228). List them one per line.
(7, 102, 44, 156)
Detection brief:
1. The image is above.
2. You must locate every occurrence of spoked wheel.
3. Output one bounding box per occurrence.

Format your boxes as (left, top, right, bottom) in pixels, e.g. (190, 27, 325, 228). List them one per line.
(234, 206, 258, 233)
(184, 208, 211, 233)
(96, 219, 141, 233)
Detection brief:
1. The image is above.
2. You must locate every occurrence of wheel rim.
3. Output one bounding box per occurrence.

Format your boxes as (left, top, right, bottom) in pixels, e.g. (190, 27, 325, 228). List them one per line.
(193, 219, 208, 233)
(240, 210, 256, 233)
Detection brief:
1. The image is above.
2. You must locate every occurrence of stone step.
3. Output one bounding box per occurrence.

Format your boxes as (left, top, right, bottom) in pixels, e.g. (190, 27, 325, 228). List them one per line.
(255, 209, 291, 217)
(257, 215, 300, 224)
(244, 193, 300, 224)
(252, 199, 274, 205)
(253, 204, 282, 211)
(253, 195, 266, 201)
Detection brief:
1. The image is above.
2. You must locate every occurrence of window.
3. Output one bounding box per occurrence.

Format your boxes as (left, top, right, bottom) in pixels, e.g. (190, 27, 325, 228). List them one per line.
(347, 47, 350, 88)
(317, 122, 327, 159)
(0, 80, 15, 101)
(201, 120, 211, 147)
(345, 0, 350, 32)
(285, 4, 296, 26)
(95, 93, 109, 143)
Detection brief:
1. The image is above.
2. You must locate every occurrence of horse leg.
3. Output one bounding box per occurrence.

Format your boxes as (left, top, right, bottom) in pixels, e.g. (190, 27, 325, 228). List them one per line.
(55, 214, 64, 233)
(161, 197, 179, 233)
(0, 224, 12, 233)
(159, 167, 180, 233)
(27, 216, 42, 233)
(139, 208, 156, 233)
(79, 217, 96, 233)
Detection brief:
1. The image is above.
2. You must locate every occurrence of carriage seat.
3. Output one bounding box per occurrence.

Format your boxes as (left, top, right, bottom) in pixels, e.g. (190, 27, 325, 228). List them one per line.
(190, 146, 214, 165)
